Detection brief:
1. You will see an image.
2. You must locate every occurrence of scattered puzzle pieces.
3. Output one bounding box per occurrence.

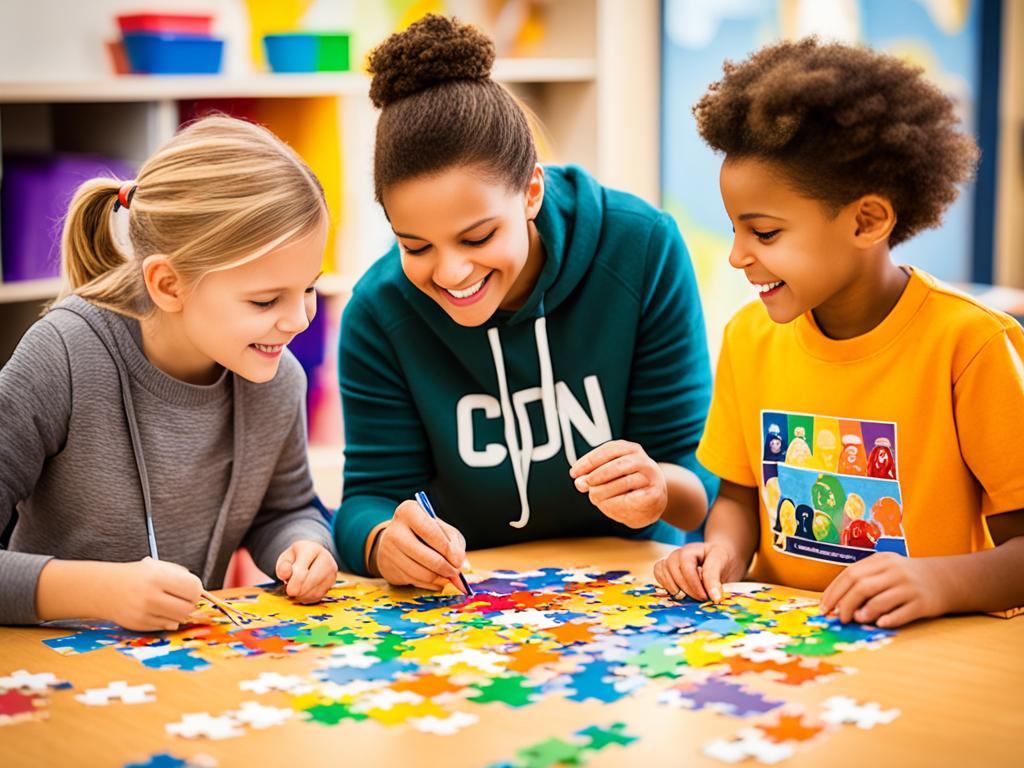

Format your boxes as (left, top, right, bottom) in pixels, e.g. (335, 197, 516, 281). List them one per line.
(166, 713, 244, 740)
(491, 722, 639, 768)
(76, 681, 156, 706)
(704, 727, 795, 765)
(35, 567, 901, 765)
(821, 696, 900, 729)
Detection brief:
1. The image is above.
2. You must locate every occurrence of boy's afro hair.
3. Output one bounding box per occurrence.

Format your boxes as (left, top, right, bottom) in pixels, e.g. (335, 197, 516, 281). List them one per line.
(694, 37, 978, 246)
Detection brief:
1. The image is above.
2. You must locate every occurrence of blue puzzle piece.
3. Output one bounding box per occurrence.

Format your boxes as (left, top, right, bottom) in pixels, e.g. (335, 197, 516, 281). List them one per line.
(315, 659, 418, 684)
(696, 617, 745, 635)
(123, 754, 188, 768)
(564, 659, 630, 704)
(365, 605, 431, 635)
(44, 628, 124, 654)
(125, 647, 210, 671)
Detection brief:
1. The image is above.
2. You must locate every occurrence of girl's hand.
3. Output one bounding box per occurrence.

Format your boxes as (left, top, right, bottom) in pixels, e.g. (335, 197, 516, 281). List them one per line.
(570, 440, 667, 528)
(819, 552, 946, 628)
(654, 541, 746, 603)
(373, 500, 468, 593)
(99, 557, 203, 632)
(275, 540, 338, 603)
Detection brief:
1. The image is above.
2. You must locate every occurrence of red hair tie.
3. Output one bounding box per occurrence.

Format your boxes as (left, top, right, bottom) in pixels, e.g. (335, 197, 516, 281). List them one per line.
(114, 181, 138, 212)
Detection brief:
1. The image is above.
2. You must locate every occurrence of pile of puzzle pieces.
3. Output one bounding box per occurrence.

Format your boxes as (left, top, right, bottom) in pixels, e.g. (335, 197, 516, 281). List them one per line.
(19, 569, 903, 764)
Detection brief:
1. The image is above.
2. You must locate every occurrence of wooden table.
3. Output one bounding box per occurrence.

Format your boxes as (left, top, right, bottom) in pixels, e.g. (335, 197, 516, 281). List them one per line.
(1, 538, 1021, 767)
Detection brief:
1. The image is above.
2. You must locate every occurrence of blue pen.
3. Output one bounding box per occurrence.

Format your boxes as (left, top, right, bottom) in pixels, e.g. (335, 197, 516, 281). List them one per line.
(415, 491, 474, 596)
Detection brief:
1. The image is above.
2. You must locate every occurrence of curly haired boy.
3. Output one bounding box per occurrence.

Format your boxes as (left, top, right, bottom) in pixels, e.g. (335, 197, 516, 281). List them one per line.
(654, 38, 1024, 627)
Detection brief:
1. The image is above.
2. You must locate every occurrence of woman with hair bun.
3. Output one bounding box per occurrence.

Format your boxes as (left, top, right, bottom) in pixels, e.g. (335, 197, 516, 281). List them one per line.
(334, 15, 716, 590)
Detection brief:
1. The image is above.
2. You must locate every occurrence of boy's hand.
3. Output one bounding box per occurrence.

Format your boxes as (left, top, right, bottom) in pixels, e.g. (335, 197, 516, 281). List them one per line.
(570, 440, 667, 528)
(373, 500, 468, 593)
(819, 552, 946, 628)
(654, 541, 746, 603)
(276, 540, 338, 603)
(101, 557, 203, 632)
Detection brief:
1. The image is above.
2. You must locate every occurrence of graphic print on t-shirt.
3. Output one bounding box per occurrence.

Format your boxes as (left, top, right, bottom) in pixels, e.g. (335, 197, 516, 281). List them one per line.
(761, 410, 909, 566)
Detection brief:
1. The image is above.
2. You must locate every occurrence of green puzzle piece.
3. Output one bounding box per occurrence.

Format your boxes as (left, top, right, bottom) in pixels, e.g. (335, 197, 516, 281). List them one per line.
(632, 641, 687, 677)
(369, 633, 410, 661)
(469, 673, 538, 707)
(515, 737, 588, 768)
(304, 701, 368, 725)
(293, 626, 356, 647)
(784, 629, 846, 656)
(576, 722, 638, 750)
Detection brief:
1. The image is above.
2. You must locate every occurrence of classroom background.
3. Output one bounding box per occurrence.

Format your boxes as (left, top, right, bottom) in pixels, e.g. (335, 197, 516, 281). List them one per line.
(0, 0, 1021, 571)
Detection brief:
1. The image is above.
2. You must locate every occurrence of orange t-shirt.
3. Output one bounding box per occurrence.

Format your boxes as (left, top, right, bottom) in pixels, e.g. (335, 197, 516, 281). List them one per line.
(697, 268, 1024, 592)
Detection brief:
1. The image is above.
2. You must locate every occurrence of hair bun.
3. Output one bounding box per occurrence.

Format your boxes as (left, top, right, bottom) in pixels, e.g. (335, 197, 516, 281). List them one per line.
(368, 14, 496, 108)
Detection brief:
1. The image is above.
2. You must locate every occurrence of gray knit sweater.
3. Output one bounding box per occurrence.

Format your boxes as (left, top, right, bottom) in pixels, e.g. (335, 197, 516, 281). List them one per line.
(0, 295, 334, 624)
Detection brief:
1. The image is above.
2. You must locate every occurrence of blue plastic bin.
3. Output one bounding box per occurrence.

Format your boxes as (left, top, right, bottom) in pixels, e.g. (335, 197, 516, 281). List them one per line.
(263, 33, 350, 73)
(122, 32, 224, 75)
(263, 34, 319, 73)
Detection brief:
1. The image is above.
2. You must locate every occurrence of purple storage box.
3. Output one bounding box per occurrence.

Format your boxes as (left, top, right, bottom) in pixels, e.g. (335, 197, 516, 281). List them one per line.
(1, 154, 135, 282)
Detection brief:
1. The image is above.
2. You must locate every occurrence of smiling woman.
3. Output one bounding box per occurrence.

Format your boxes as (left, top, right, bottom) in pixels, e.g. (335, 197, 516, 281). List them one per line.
(333, 15, 719, 593)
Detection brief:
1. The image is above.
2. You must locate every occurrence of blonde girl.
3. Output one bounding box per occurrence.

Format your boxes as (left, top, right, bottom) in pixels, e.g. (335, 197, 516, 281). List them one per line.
(0, 115, 337, 630)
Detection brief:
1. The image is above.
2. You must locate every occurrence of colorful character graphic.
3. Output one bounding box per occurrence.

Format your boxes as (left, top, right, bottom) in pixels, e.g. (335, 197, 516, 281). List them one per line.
(812, 510, 840, 543)
(764, 423, 787, 461)
(871, 496, 903, 536)
(810, 474, 846, 543)
(811, 474, 846, 515)
(816, 429, 839, 471)
(842, 518, 882, 549)
(763, 476, 781, 528)
(777, 498, 797, 535)
(837, 434, 867, 476)
(867, 437, 896, 479)
(794, 504, 815, 539)
(843, 492, 866, 527)
(785, 426, 812, 466)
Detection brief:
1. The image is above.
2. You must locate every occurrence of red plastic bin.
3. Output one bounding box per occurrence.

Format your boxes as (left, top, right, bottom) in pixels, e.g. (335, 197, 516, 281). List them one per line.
(116, 13, 213, 36)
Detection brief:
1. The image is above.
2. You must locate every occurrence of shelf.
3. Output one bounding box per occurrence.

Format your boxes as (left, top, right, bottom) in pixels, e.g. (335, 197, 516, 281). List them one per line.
(0, 59, 596, 103)
(0, 74, 367, 103)
(0, 277, 62, 304)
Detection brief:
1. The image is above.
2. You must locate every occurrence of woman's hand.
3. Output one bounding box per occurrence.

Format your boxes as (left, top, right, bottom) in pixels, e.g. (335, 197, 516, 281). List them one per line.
(570, 440, 667, 528)
(373, 500, 468, 593)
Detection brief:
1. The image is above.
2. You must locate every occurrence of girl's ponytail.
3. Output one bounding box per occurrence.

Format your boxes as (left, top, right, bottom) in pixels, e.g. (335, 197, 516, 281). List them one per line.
(59, 178, 144, 314)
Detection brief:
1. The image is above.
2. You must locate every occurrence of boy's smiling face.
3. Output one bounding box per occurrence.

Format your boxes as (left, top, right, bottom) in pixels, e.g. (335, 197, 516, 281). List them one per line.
(719, 156, 866, 325)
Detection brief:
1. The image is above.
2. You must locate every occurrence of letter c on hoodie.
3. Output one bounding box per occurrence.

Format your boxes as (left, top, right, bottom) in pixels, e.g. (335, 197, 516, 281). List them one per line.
(457, 394, 508, 467)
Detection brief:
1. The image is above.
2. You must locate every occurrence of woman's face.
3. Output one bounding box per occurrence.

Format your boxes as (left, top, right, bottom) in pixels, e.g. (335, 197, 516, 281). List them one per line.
(382, 164, 545, 327)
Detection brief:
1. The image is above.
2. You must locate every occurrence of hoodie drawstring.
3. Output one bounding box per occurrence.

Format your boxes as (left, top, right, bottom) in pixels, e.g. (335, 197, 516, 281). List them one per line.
(487, 317, 560, 529)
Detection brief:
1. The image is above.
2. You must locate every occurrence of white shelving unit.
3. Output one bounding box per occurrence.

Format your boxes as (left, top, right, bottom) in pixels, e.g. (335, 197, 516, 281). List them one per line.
(0, 0, 660, 362)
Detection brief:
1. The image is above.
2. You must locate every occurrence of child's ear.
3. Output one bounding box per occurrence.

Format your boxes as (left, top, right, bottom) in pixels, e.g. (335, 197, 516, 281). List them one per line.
(525, 164, 545, 221)
(143, 255, 186, 312)
(852, 195, 896, 247)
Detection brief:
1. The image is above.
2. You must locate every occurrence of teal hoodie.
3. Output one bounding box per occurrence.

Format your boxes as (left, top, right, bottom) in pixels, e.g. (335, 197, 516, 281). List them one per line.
(333, 165, 717, 574)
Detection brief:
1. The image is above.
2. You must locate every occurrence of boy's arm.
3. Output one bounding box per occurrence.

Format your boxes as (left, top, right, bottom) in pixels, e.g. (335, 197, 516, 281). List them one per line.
(939, 510, 1024, 615)
(704, 479, 761, 564)
(654, 479, 759, 602)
